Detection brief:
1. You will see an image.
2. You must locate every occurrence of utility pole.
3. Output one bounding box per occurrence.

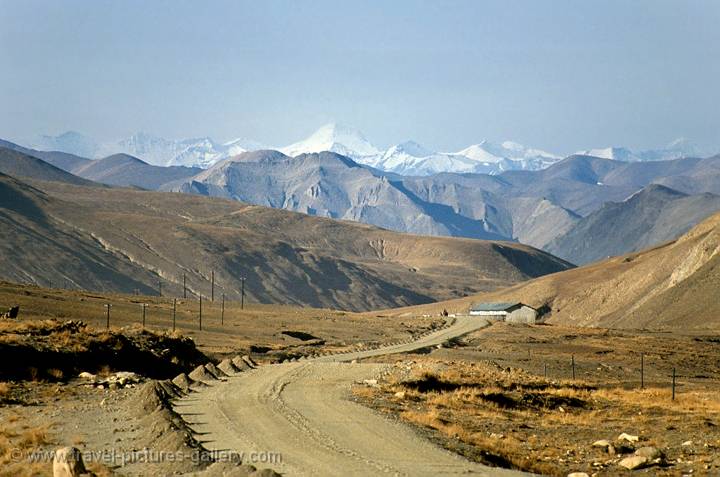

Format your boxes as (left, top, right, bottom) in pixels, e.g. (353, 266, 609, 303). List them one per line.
(172, 298, 177, 332)
(105, 304, 111, 329)
(240, 277, 246, 310)
(672, 368, 676, 401)
(199, 295, 203, 331)
(221, 294, 225, 325)
(211, 270, 215, 302)
(183, 273, 187, 299)
(141, 303, 147, 328)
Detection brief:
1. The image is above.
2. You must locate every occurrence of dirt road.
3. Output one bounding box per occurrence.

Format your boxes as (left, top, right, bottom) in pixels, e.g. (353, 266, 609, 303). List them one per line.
(174, 317, 529, 476)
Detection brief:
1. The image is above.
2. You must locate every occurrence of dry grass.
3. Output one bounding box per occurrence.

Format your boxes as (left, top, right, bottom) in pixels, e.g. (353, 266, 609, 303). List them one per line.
(0, 422, 54, 476)
(357, 358, 720, 476)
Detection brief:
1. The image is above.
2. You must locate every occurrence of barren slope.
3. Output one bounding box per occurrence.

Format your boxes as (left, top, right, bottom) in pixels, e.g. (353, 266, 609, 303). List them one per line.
(390, 211, 720, 330)
(0, 173, 571, 311)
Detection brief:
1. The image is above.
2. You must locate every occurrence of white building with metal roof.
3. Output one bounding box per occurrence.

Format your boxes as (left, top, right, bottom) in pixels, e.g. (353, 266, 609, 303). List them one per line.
(469, 302, 537, 324)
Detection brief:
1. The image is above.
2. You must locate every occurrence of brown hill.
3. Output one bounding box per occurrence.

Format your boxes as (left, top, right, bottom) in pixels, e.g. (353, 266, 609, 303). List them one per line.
(392, 211, 720, 330)
(0, 173, 571, 311)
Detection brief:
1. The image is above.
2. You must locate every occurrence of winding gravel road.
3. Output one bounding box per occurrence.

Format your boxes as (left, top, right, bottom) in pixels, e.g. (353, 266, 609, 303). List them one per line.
(174, 317, 529, 476)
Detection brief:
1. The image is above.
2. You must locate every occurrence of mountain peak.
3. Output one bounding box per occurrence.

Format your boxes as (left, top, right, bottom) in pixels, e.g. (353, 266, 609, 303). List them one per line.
(387, 141, 433, 158)
(281, 123, 380, 159)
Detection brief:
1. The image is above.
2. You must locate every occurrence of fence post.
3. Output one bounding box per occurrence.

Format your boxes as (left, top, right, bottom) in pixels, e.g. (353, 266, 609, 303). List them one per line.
(571, 355, 575, 380)
(142, 303, 147, 328)
(221, 293, 225, 325)
(199, 295, 203, 331)
(240, 277, 246, 310)
(105, 304, 111, 329)
(672, 368, 676, 401)
(172, 298, 177, 332)
(211, 270, 215, 302)
(183, 273, 187, 299)
(640, 353, 644, 390)
(544, 363, 547, 379)
(159, 280, 162, 297)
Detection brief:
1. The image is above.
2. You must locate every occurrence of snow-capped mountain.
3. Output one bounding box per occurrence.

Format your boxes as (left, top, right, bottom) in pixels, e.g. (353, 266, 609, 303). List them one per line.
(371, 141, 480, 176)
(28, 127, 714, 175)
(577, 139, 704, 163)
(31, 132, 265, 168)
(363, 139, 561, 176)
(280, 123, 380, 160)
(278, 126, 563, 176)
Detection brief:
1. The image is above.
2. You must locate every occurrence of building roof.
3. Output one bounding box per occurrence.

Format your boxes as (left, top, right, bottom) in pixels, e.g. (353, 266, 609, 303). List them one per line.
(470, 302, 522, 312)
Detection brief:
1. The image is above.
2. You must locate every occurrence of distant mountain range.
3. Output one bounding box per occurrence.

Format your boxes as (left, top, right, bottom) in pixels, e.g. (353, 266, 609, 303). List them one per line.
(4, 136, 720, 269)
(0, 166, 571, 310)
(31, 131, 263, 168)
(22, 124, 713, 175)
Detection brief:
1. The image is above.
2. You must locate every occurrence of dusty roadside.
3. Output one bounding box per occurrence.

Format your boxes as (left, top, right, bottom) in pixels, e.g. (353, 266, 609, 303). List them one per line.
(0, 318, 277, 476)
(353, 323, 720, 476)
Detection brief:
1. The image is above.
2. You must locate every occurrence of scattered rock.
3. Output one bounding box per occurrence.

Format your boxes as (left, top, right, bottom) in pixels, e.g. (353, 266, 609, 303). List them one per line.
(618, 432, 640, 443)
(567, 473, 590, 477)
(619, 455, 648, 470)
(635, 446, 663, 460)
(77, 370, 140, 388)
(363, 379, 378, 386)
(682, 440, 693, 447)
(394, 391, 406, 399)
(53, 446, 86, 477)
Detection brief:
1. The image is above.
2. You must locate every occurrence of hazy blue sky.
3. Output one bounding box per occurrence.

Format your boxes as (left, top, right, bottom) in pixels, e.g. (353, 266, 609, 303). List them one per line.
(1, 0, 719, 153)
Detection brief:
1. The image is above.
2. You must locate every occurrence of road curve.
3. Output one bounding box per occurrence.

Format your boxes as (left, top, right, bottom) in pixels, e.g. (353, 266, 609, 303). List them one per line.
(174, 317, 529, 476)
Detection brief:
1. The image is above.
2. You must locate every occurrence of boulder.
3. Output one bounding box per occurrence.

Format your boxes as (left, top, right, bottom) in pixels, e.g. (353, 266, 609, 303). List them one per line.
(53, 447, 86, 477)
(618, 432, 639, 443)
(635, 446, 663, 460)
(78, 372, 96, 381)
(618, 455, 648, 470)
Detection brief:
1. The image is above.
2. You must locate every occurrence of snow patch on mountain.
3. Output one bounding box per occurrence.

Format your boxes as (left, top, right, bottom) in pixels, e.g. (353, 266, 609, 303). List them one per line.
(577, 139, 705, 163)
(281, 123, 380, 160)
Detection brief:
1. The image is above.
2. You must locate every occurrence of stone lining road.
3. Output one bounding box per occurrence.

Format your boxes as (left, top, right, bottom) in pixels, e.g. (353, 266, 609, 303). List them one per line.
(174, 317, 531, 476)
